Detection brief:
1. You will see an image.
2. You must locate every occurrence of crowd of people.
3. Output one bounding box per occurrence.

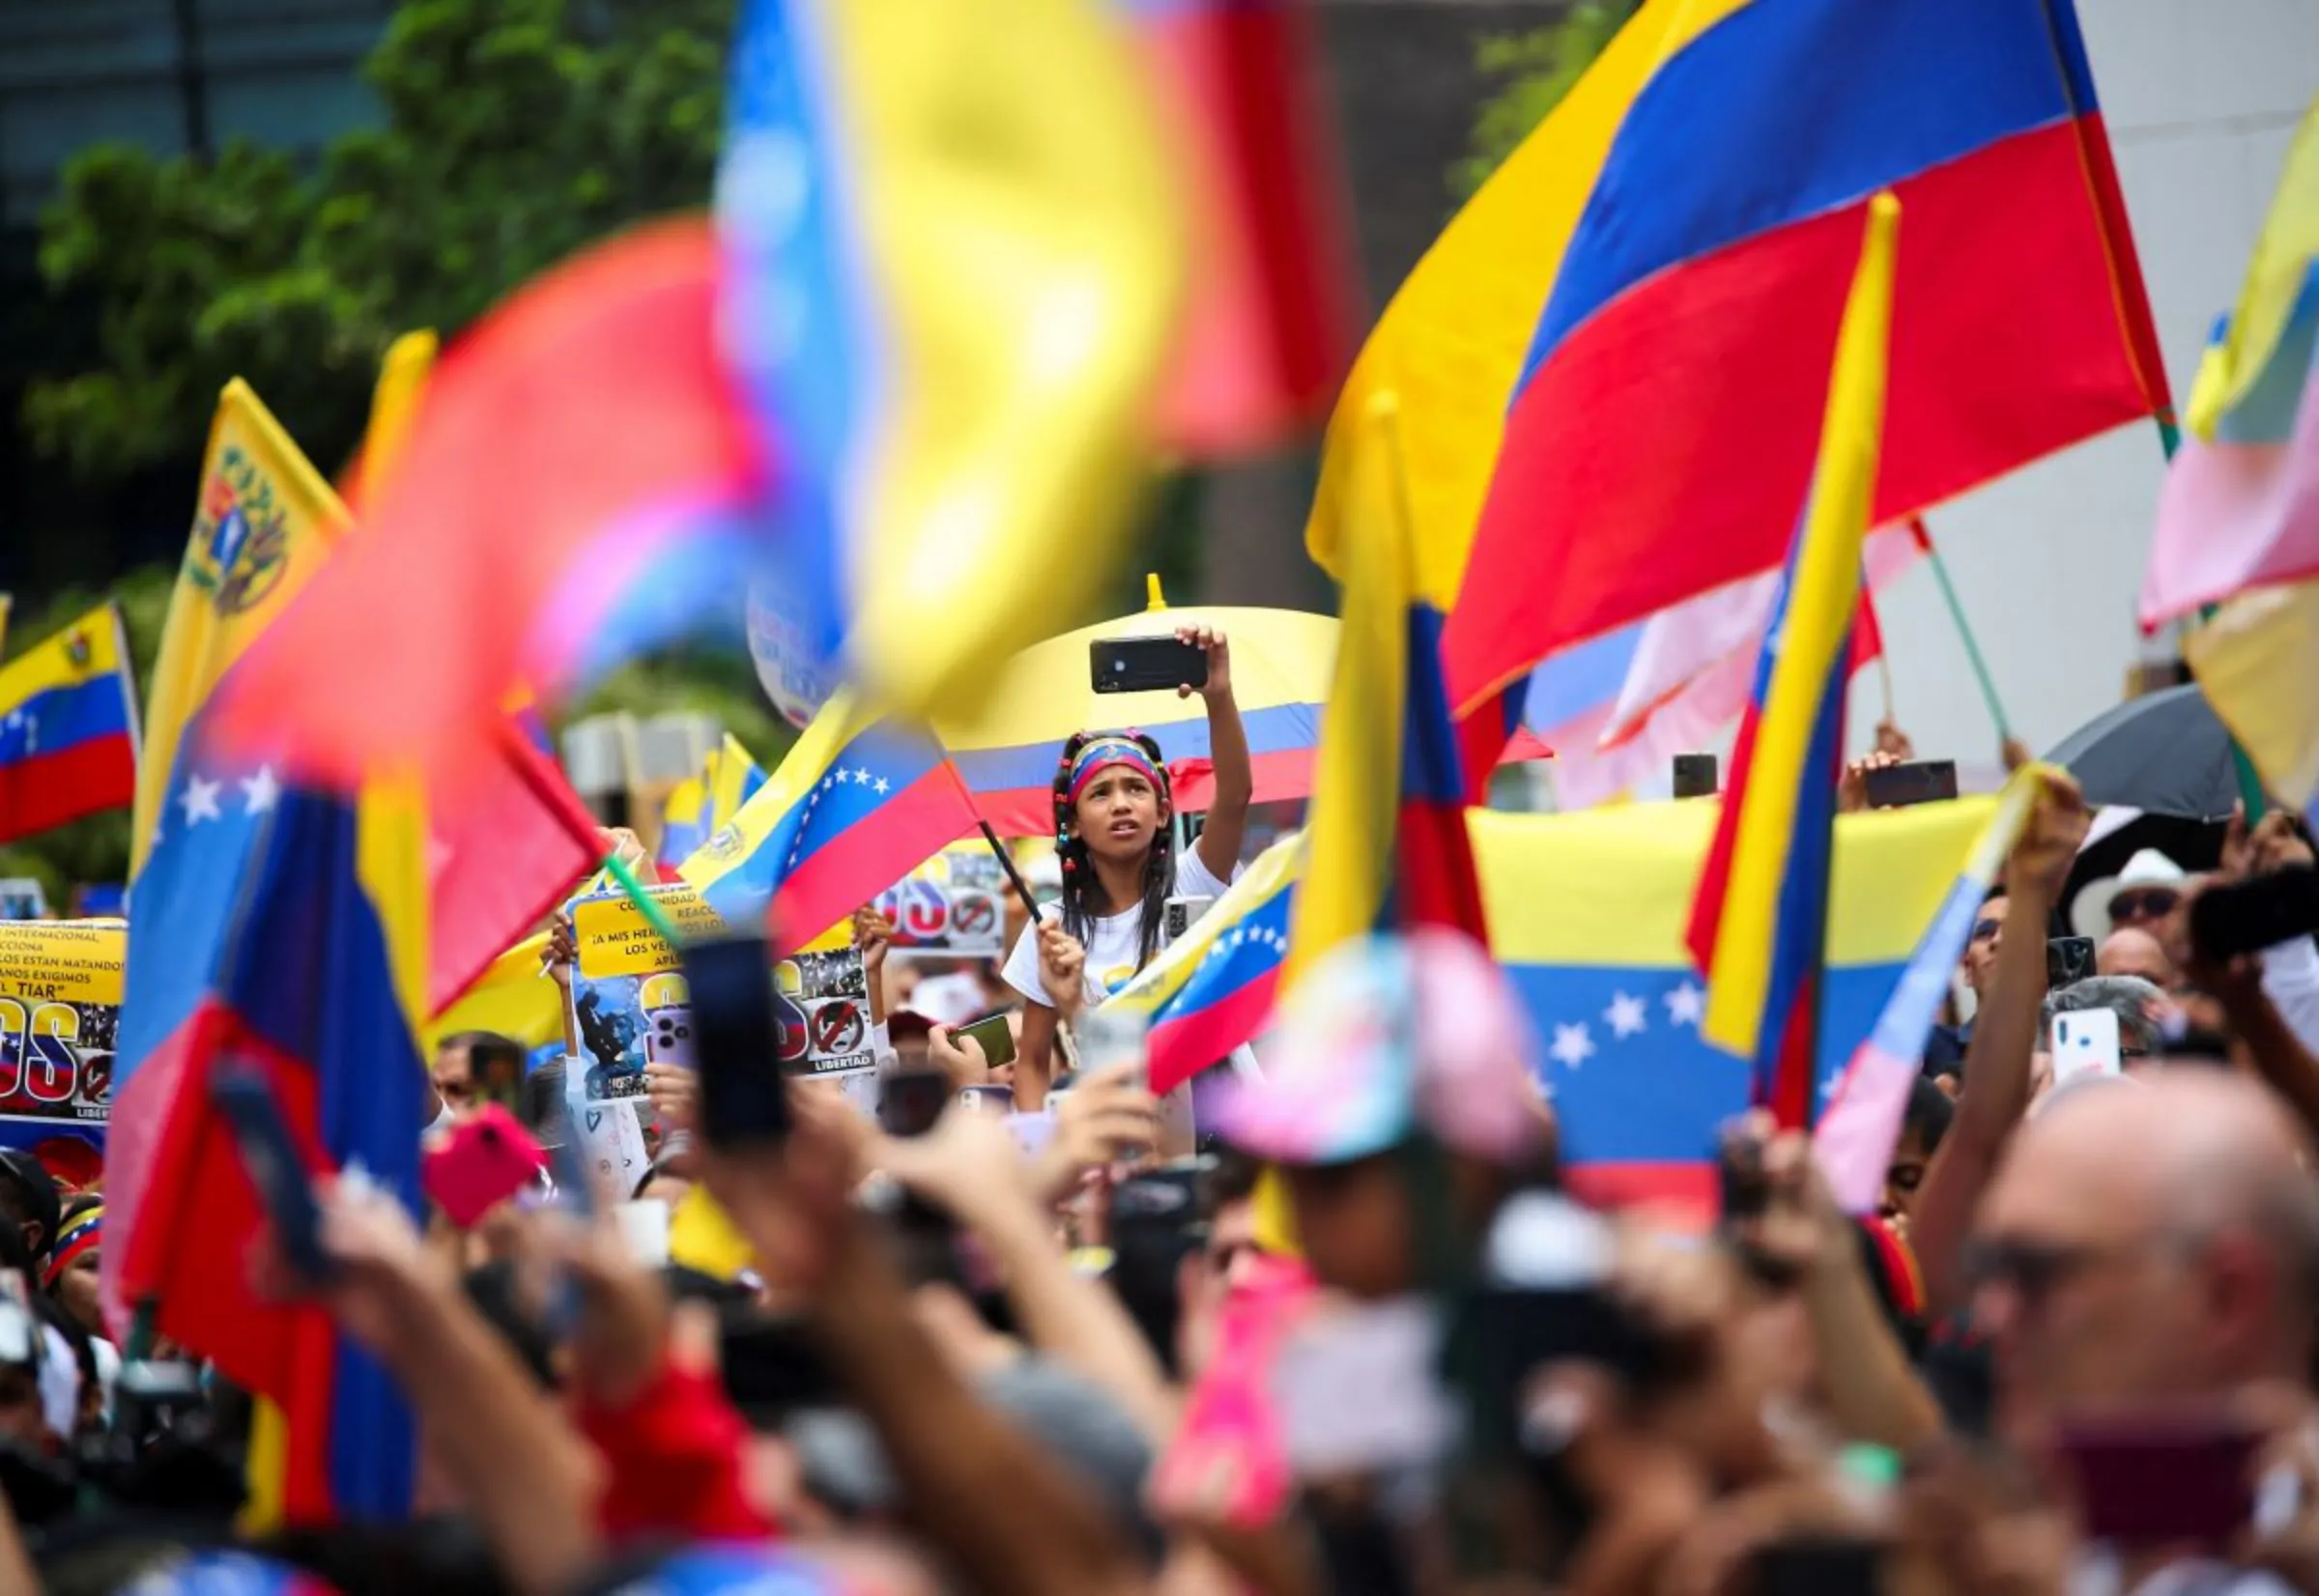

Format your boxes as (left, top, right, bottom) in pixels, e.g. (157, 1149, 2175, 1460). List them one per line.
(1, 619, 2318, 1596)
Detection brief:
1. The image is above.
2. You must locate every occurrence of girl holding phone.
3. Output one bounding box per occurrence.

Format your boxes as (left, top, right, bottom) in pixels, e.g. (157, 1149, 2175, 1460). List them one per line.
(1002, 626, 1249, 1105)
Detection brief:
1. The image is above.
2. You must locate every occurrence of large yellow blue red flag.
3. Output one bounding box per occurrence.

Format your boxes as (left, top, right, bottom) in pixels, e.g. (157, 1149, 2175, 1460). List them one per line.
(1684, 194, 1899, 1129)
(1478, 796, 1993, 1224)
(1308, 0, 2166, 729)
(1284, 391, 1485, 993)
(0, 603, 140, 843)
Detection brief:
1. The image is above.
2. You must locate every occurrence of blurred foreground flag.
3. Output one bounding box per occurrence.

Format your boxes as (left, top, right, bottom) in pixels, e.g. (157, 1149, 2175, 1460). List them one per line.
(1686, 195, 1898, 1129)
(1475, 797, 1992, 1225)
(721, 0, 1188, 724)
(1108, 830, 1303, 1093)
(1816, 769, 2042, 1212)
(2185, 585, 2319, 824)
(1286, 391, 1486, 990)
(115, 767, 431, 1524)
(1129, 0, 1358, 455)
(679, 695, 979, 946)
(0, 603, 139, 843)
(2141, 97, 2319, 626)
(209, 221, 764, 784)
(1309, 0, 2169, 724)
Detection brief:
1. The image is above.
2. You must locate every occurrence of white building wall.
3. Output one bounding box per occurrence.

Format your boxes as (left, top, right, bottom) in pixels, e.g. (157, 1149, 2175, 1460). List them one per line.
(1857, 1, 2319, 780)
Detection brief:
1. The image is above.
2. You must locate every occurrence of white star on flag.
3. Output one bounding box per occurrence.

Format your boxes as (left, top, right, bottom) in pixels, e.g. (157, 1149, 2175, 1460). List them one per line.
(1665, 982, 1705, 1027)
(241, 766, 280, 814)
(1549, 1022, 1595, 1069)
(872, 777, 890, 795)
(180, 774, 224, 827)
(1605, 990, 1648, 1039)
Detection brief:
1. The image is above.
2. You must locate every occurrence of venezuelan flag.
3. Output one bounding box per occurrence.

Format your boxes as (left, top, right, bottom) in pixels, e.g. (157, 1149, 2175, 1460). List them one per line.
(1106, 830, 1302, 1093)
(0, 604, 140, 844)
(1307, 0, 2168, 724)
(680, 694, 980, 947)
(719, 0, 1187, 724)
(658, 773, 712, 872)
(1285, 391, 1486, 990)
(1474, 797, 1995, 1223)
(1685, 195, 1897, 1127)
(2143, 98, 2319, 626)
(116, 760, 431, 1523)
(1127, 0, 1356, 456)
(1815, 770, 2042, 1213)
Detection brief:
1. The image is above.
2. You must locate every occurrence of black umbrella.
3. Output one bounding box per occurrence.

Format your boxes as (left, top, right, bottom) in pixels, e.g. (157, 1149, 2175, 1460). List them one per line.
(2046, 685, 2241, 821)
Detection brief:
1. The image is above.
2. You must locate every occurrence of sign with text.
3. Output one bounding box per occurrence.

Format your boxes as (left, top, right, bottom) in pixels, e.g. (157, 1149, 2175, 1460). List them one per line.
(568, 885, 874, 1102)
(874, 845, 1008, 958)
(0, 919, 124, 1160)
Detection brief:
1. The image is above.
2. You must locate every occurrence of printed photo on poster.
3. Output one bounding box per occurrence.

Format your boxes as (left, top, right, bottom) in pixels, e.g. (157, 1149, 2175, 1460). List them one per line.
(0, 920, 125, 1164)
(566, 885, 877, 1102)
(874, 845, 1008, 958)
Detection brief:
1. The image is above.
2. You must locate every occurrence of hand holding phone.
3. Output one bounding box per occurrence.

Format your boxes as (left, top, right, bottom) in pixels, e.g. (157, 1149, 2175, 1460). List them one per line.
(1860, 759, 1959, 810)
(2046, 934, 2096, 990)
(953, 1010, 1016, 1069)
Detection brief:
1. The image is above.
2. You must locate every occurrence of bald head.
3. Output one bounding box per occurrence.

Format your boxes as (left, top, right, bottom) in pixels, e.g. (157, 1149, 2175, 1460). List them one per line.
(2004, 1071, 2319, 1347)
(2097, 926, 2179, 988)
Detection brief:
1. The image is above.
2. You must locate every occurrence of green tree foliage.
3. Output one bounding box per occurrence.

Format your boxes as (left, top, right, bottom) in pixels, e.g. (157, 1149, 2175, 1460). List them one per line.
(5, 0, 787, 903)
(1452, 0, 1640, 199)
(27, 0, 733, 482)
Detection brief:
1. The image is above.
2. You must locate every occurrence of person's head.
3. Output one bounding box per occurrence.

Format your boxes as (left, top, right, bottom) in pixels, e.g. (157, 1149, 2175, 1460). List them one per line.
(1219, 930, 1551, 1299)
(1961, 888, 2008, 1000)
(2096, 926, 2180, 987)
(430, 1031, 517, 1119)
(2041, 975, 2165, 1062)
(1050, 730, 1175, 965)
(2071, 848, 2189, 941)
(1970, 1071, 2319, 1444)
(0, 1151, 62, 1265)
(42, 1199, 101, 1340)
(1881, 1076, 1954, 1226)
(1175, 1152, 1269, 1377)
(519, 1058, 566, 1147)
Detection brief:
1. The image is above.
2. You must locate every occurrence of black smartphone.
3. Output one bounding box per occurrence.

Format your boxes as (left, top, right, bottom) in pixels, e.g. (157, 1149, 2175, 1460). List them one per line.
(1108, 1159, 1210, 1371)
(1090, 636, 1208, 695)
(1748, 1536, 1885, 1596)
(2046, 934, 2096, 990)
(2055, 1411, 2263, 1547)
(879, 1069, 952, 1138)
(683, 934, 792, 1151)
(1672, 753, 1719, 800)
(1717, 1123, 1769, 1222)
(2190, 866, 2319, 962)
(210, 1066, 333, 1282)
(954, 1010, 1016, 1069)
(1861, 758, 1959, 810)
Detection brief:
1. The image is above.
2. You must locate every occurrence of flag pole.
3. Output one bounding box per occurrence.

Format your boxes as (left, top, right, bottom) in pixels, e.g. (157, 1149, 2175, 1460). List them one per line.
(1909, 520, 2013, 747)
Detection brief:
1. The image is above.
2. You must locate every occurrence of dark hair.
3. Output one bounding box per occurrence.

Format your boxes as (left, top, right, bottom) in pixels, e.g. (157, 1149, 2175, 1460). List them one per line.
(1903, 1075, 1956, 1154)
(1050, 729, 1174, 974)
(1198, 1148, 1263, 1218)
(519, 1059, 566, 1141)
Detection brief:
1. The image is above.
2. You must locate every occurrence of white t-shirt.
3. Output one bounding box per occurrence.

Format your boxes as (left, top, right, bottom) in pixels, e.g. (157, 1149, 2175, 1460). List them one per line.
(1002, 847, 1235, 1009)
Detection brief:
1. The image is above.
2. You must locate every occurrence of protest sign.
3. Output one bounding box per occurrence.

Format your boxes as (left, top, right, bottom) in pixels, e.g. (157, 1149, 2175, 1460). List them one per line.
(0, 919, 123, 1164)
(873, 844, 1009, 958)
(567, 883, 876, 1105)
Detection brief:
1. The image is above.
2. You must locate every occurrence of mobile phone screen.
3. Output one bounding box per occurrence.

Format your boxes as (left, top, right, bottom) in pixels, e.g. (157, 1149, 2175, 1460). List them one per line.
(2051, 1008, 2123, 1084)
(2047, 934, 2096, 990)
(1089, 637, 1207, 695)
(683, 935, 791, 1151)
(955, 1011, 1016, 1069)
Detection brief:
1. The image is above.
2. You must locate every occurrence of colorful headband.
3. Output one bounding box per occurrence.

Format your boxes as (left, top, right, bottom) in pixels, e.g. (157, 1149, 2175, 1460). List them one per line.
(44, 1205, 100, 1288)
(1063, 737, 1165, 810)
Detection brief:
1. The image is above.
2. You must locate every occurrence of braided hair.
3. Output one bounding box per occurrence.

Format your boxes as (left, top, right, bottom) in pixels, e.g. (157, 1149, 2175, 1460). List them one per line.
(1051, 728, 1175, 975)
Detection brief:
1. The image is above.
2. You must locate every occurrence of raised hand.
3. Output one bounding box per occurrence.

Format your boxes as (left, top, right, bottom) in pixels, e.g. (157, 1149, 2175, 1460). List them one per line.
(1177, 624, 1233, 702)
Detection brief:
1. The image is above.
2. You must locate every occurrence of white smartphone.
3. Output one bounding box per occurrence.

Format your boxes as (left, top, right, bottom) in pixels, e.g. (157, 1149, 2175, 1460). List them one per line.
(2051, 1008, 2123, 1085)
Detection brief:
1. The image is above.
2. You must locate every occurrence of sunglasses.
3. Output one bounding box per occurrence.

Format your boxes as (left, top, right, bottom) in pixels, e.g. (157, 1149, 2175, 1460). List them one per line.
(2109, 887, 2180, 924)
(1970, 917, 2004, 944)
(1961, 1236, 2129, 1308)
